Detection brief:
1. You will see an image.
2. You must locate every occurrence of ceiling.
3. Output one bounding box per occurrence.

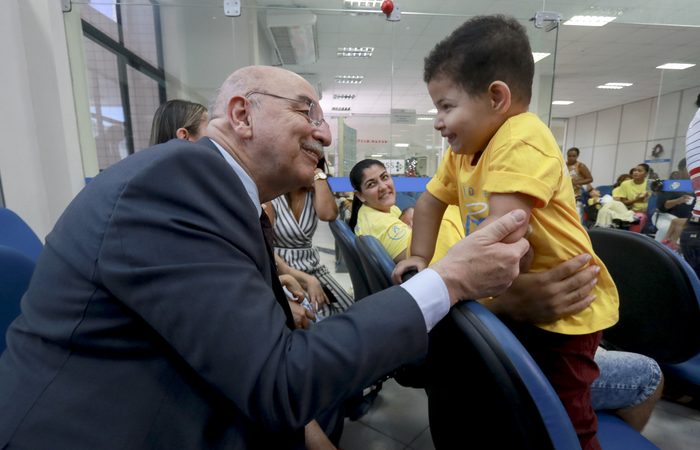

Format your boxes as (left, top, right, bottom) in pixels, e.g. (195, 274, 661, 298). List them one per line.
(123, 0, 700, 156)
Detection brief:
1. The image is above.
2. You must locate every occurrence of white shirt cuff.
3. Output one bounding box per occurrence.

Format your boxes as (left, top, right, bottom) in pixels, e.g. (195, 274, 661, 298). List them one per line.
(400, 268, 450, 332)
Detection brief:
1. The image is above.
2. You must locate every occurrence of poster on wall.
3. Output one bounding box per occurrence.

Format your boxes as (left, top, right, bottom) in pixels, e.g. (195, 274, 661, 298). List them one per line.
(378, 159, 404, 175)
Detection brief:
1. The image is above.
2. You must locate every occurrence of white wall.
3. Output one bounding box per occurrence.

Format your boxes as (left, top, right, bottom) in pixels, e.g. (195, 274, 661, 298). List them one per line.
(0, 0, 86, 240)
(563, 86, 700, 186)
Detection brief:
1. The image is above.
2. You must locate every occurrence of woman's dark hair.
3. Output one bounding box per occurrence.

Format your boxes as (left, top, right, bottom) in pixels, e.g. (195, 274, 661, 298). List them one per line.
(567, 147, 580, 156)
(149, 99, 207, 146)
(348, 159, 386, 231)
(613, 173, 632, 188)
(637, 163, 650, 174)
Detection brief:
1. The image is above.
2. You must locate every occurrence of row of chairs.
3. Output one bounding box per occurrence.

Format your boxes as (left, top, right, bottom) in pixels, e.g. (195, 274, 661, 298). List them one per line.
(328, 219, 700, 448)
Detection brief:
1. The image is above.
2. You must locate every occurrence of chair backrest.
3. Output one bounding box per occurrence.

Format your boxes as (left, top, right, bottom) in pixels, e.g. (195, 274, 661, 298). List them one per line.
(0, 245, 35, 354)
(355, 235, 395, 294)
(328, 220, 371, 301)
(427, 301, 578, 449)
(427, 301, 659, 450)
(589, 228, 700, 363)
(596, 185, 613, 197)
(0, 207, 43, 263)
(394, 193, 417, 212)
(646, 193, 657, 222)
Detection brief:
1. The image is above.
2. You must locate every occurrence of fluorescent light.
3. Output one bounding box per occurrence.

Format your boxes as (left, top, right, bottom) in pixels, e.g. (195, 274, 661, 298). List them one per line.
(598, 85, 623, 89)
(343, 0, 382, 10)
(552, 101, 574, 105)
(656, 63, 696, 70)
(332, 107, 351, 111)
(605, 83, 633, 87)
(371, 154, 384, 157)
(394, 143, 409, 147)
(338, 47, 374, 58)
(533, 53, 550, 63)
(335, 75, 364, 84)
(564, 15, 617, 27)
(428, 108, 437, 113)
(417, 117, 434, 121)
(333, 94, 356, 100)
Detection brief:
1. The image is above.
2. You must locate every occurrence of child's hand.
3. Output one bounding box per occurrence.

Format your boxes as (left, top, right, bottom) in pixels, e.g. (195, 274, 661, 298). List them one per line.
(392, 256, 429, 285)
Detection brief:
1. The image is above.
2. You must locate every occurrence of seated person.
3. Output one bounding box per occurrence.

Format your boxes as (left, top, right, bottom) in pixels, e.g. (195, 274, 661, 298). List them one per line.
(614, 164, 650, 232)
(348, 159, 463, 264)
(652, 160, 694, 249)
(611, 174, 633, 198)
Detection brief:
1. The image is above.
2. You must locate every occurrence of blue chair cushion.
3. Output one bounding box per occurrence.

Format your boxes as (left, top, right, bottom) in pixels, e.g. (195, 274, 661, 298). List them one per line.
(0, 207, 43, 263)
(0, 245, 35, 353)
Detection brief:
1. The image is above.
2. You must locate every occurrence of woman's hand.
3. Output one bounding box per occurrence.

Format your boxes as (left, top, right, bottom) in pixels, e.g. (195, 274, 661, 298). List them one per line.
(485, 254, 599, 324)
(279, 274, 305, 301)
(303, 275, 330, 312)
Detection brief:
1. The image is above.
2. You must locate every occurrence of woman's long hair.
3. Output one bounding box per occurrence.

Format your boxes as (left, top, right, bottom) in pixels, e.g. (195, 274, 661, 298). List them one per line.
(149, 99, 207, 146)
(348, 159, 386, 231)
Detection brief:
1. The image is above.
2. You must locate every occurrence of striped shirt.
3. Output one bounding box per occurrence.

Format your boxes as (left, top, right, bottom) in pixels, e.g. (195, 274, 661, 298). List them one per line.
(686, 107, 700, 217)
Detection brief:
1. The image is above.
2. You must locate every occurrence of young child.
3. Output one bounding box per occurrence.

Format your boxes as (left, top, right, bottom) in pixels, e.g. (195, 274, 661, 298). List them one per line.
(393, 15, 618, 450)
(588, 188, 602, 205)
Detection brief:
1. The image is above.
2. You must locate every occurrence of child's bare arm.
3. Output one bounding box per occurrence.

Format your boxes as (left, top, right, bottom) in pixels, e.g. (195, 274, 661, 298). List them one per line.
(391, 191, 447, 284)
(476, 193, 535, 243)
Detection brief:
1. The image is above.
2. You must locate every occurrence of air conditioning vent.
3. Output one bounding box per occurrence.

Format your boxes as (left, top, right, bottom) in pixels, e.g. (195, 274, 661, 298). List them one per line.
(266, 11, 319, 66)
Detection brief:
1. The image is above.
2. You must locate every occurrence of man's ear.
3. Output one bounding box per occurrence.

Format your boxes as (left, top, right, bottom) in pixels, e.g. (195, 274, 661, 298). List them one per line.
(175, 127, 190, 140)
(488, 81, 511, 115)
(354, 189, 365, 203)
(227, 95, 253, 139)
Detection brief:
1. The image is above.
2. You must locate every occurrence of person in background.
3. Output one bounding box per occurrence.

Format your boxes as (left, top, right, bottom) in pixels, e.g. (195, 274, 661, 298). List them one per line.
(149, 99, 208, 146)
(567, 147, 594, 200)
(651, 160, 694, 251)
(614, 163, 650, 232)
(265, 156, 355, 317)
(399, 206, 415, 228)
(611, 174, 633, 198)
(682, 93, 700, 275)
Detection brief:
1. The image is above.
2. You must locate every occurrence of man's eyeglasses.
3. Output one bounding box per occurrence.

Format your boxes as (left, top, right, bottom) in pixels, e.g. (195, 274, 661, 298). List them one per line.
(245, 91, 324, 127)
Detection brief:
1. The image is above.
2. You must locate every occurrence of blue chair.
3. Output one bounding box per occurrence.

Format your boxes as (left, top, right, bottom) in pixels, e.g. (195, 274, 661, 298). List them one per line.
(0, 207, 43, 263)
(427, 301, 659, 449)
(0, 245, 36, 354)
(589, 228, 700, 400)
(644, 193, 658, 235)
(393, 193, 416, 212)
(597, 185, 613, 197)
(328, 220, 371, 301)
(355, 235, 395, 294)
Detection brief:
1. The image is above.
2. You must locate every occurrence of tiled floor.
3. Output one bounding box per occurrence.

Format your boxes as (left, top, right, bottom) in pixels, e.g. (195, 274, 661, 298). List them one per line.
(314, 221, 700, 450)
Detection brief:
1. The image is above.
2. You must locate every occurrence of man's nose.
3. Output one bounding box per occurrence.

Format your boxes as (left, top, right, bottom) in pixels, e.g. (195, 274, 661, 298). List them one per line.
(313, 120, 332, 147)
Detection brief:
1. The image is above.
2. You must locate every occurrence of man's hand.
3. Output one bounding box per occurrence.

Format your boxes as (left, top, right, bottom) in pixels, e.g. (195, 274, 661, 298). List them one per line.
(430, 210, 530, 306)
(392, 255, 429, 285)
(288, 300, 315, 329)
(486, 254, 599, 324)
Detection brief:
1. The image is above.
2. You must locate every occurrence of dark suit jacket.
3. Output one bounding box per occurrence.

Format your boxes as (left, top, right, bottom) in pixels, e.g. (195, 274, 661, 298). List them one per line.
(0, 138, 428, 449)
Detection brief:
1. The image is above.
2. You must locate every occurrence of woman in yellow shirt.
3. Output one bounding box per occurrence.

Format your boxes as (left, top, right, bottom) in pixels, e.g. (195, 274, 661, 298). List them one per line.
(613, 163, 650, 232)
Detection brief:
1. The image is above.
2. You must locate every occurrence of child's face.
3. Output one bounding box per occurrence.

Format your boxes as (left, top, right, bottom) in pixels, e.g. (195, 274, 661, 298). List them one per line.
(591, 189, 601, 198)
(428, 77, 498, 155)
(400, 208, 414, 228)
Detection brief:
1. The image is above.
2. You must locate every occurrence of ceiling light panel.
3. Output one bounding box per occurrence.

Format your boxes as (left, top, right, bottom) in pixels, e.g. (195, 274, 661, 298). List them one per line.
(605, 83, 633, 87)
(552, 101, 574, 105)
(656, 63, 696, 70)
(417, 117, 435, 121)
(338, 47, 374, 58)
(564, 16, 618, 27)
(332, 107, 351, 111)
(394, 143, 410, 147)
(333, 94, 356, 99)
(428, 108, 437, 113)
(533, 53, 550, 63)
(335, 75, 364, 84)
(343, 1, 382, 10)
(598, 85, 623, 89)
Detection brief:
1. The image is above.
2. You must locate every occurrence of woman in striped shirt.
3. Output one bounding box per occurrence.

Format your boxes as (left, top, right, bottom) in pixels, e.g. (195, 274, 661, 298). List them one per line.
(681, 93, 700, 275)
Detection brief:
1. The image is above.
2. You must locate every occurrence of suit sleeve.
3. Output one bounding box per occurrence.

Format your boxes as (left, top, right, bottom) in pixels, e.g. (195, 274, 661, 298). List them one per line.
(98, 149, 428, 432)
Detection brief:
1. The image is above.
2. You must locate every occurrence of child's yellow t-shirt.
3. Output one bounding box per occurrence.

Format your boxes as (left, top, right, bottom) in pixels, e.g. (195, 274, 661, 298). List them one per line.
(427, 112, 618, 335)
(616, 179, 649, 212)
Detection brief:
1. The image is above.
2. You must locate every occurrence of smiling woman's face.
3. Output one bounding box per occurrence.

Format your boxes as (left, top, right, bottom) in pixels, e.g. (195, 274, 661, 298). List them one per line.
(355, 164, 395, 213)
